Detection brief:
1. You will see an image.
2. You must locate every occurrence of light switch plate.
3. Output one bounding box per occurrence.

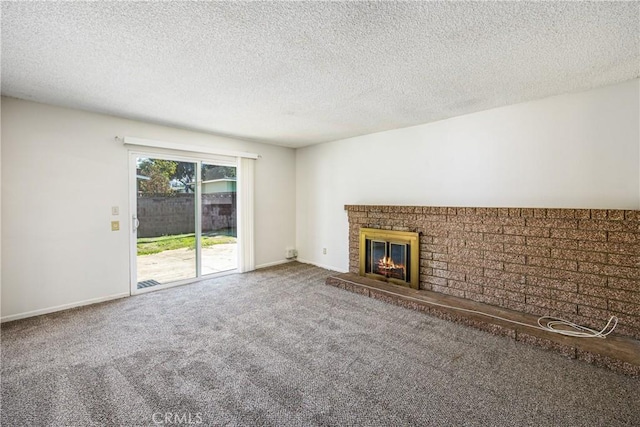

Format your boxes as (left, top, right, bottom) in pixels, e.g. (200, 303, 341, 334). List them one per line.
(111, 221, 120, 231)
(111, 206, 119, 215)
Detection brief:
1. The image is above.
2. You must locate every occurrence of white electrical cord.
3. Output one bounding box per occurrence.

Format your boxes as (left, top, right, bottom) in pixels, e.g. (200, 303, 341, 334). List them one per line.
(333, 277, 618, 339)
(537, 315, 618, 338)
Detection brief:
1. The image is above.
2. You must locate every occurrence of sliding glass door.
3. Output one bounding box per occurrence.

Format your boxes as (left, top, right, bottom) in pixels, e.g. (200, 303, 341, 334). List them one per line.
(200, 163, 238, 274)
(134, 157, 197, 288)
(130, 153, 238, 293)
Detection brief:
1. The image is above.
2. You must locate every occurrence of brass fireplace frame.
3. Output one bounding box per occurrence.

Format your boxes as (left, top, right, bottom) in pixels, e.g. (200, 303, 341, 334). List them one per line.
(359, 228, 420, 289)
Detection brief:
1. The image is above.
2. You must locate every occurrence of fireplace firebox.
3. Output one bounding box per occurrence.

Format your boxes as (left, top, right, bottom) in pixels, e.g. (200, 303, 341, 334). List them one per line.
(359, 228, 419, 289)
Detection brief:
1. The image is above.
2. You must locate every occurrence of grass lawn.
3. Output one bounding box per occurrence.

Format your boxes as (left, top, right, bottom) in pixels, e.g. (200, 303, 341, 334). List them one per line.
(137, 233, 236, 255)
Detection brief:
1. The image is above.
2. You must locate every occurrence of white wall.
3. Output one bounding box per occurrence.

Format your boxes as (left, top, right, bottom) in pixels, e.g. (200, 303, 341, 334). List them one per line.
(296, 79, 640, 272)
(1, 98, 296, 320)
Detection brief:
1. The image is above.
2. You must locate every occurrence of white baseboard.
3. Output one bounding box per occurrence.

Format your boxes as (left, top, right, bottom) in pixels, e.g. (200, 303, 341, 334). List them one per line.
(1, 292, 130, 323)
(1, 261, 346, 322)
(296, 258, 348, 273)
(255, 259, 294, 269)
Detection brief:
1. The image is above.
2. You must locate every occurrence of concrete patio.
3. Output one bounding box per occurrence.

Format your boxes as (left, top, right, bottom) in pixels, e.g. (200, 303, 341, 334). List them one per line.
(137, 243, 237, 286)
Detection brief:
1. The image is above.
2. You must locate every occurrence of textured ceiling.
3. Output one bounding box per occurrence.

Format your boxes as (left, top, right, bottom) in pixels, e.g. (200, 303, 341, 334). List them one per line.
(2, 2, 639, 148)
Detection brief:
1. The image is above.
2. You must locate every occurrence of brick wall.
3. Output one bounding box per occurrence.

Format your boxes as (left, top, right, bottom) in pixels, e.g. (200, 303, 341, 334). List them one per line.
(346, 205, 640, 339)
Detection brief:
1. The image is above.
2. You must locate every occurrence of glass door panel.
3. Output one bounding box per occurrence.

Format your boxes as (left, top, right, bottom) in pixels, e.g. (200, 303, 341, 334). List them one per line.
(200, 163, 238, 275)
(135, 157, 197, 288)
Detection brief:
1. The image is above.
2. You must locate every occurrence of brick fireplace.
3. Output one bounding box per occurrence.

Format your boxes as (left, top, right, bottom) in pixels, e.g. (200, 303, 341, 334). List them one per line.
(347, 205, 640, 340)
(359, 228, 419, 289)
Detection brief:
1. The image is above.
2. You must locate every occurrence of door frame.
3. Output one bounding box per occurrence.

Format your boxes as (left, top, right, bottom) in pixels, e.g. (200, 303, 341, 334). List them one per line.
(128, 150, 239, 296)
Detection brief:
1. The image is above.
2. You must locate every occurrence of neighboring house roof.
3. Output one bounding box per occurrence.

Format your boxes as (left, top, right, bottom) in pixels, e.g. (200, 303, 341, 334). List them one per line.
(202, 178, 237, 185)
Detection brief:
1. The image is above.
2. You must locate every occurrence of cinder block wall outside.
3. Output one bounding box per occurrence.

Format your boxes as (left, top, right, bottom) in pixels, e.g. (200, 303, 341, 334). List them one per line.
(138, 193, 236, 238)
(346, 205, 640, 339)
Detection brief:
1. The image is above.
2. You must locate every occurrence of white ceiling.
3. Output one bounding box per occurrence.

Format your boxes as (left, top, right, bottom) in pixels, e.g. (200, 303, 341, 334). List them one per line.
(2, 2, 638, 148)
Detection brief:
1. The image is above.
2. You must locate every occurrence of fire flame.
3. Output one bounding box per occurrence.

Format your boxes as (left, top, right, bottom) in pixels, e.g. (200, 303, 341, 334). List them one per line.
(377, 256, 405, 274)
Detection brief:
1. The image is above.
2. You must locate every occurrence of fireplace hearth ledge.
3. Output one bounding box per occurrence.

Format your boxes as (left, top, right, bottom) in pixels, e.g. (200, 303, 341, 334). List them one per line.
(326, 272, 640, 377)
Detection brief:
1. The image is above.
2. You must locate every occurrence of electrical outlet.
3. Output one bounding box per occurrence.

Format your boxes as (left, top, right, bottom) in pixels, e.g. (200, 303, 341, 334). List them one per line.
(111, 206, 119, 216)
(323, 248, 327, 255)
(111, 221, 120, 231)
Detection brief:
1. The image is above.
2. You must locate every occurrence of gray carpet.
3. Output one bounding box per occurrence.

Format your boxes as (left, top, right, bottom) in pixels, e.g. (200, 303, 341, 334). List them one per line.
(2, 262, 639, 426)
